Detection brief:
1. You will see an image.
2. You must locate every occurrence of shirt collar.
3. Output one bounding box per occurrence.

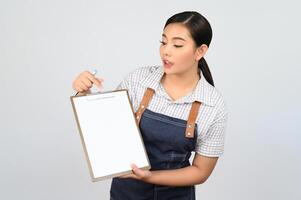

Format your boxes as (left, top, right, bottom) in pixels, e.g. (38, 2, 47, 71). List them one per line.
(141, 65, 216, 106)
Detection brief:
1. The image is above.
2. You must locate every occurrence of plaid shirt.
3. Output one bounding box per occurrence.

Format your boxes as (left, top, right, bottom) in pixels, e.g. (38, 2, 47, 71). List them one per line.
(117, 65, 228, 157)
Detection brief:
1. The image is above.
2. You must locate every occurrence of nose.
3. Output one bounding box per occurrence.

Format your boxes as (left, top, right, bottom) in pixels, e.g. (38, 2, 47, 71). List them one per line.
(162, 43, 171, 57)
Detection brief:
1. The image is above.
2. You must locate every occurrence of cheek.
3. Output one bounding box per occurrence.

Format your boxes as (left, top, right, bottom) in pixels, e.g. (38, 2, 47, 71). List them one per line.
(175, 49, 195, 65)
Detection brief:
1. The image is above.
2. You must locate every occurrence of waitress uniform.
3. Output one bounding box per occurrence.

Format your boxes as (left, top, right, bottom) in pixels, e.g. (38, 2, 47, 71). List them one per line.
(110, 65, 228, 200)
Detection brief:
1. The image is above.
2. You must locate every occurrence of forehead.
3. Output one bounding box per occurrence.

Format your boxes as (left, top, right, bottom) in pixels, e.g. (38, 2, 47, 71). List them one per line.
(162, 23, 192, 40)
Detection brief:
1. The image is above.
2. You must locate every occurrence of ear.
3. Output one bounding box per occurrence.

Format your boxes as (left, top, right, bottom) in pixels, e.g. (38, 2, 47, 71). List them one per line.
(195, 44, 208, 62)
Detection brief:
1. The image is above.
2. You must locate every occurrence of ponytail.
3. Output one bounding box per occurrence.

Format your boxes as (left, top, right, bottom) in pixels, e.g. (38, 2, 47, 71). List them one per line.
(198, 57, 214, 87)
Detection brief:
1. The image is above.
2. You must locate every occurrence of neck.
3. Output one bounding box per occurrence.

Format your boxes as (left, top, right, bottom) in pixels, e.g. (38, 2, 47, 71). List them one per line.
(161, 67, 200, 91)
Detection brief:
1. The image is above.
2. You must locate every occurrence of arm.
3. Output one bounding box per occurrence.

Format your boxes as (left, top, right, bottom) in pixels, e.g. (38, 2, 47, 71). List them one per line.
(121, 153, 218, 187)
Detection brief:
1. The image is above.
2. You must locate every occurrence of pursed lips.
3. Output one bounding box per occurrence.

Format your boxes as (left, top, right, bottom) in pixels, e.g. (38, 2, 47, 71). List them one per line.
(163, 59, 174, 65)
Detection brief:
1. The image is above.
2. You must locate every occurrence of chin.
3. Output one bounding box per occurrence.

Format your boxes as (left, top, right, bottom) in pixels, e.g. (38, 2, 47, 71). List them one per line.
(163, 69, 179, 76)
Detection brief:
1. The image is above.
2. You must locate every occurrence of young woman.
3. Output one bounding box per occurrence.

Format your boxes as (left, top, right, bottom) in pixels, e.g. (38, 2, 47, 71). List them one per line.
(72, 11, 228, 200)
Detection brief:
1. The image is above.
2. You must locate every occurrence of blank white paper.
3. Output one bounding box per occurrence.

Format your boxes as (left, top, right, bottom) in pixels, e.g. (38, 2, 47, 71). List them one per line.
(71, 90, 150, 181)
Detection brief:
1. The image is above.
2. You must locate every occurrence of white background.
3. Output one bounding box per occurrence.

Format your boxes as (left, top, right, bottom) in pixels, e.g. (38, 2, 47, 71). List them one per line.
(0, 0, 300, 199)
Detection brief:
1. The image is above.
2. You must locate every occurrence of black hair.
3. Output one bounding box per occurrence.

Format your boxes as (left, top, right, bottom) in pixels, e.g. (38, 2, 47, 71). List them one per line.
(164, 11, 214, 86)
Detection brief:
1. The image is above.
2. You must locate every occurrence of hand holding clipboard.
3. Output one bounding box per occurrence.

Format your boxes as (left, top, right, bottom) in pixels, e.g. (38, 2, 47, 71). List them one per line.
(70, 70, 150, 182)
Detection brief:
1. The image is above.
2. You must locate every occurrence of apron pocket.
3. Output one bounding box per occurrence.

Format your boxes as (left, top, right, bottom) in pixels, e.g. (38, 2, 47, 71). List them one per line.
(168, 152, 188, 169)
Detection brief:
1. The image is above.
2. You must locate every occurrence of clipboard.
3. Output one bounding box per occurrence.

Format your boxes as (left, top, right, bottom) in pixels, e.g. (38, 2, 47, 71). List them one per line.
(70, 89, 151, 182)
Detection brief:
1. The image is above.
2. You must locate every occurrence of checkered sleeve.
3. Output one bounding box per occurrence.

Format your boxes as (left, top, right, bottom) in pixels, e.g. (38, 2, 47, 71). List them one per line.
(116, 69, 137, 103)
(116, 73, 131, 90)
(116, 66, 153, 107)
(195, 97, 228, 157)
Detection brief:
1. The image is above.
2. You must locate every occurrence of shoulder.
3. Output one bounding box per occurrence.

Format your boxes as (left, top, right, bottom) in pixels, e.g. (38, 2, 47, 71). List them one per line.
(123, 65, 160, 83)
(194, 78, 228, 131)
(203, 85, 228, 130)
(117, 65, 160, 90)
(211, 87, 227, 111)
(196, 75, 227, 112)
(207, 85, 228, 123)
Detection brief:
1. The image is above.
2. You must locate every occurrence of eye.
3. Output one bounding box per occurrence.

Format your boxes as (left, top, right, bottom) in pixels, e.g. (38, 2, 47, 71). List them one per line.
(159, 40, 166, 45)
(174, 45, 183, 48)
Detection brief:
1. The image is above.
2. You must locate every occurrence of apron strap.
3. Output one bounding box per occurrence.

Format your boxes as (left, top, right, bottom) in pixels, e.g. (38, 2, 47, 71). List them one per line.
(135, 87, 201, 139)
(185, 101, 202, 138)
(135, 88, 155, 125)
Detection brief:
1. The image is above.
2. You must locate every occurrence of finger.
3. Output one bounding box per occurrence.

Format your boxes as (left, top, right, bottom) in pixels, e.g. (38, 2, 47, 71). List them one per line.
(130, 164, 144, 177)
(119, 174, 135, 179)
(74, 81, 84, 92)
(131, 163, 138, 170)
(96, 77, 104, 87)
(74, 85, 83, 92)
(86, 73, 102, 88)
(93, 77, 104, 90)
(81, 78, 93, 88)
(77, 80, 89, 91)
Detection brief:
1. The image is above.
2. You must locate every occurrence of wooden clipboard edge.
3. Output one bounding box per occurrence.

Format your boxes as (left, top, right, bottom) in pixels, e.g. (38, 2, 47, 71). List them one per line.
(71, 89, 127, 98)
(91, 165, 151, 182)
(70, 89, 151, 182)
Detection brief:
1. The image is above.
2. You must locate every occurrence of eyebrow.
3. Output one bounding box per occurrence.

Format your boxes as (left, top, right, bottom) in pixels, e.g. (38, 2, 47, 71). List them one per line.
(162, 34, 186, 41)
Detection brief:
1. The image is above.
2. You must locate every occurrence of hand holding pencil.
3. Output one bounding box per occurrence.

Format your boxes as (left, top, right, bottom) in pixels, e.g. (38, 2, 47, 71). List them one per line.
(72, 69, 104, 95)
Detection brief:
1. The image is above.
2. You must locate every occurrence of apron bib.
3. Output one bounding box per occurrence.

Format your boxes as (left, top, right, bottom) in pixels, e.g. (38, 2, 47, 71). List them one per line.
(110, 88, 201, 200)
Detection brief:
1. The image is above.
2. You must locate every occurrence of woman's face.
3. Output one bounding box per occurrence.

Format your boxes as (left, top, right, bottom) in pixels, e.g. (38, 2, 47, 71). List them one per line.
(159, 23, 203, 76)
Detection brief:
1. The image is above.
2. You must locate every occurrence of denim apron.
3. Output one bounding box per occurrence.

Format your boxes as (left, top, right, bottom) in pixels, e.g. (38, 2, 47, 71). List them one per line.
(110, 88, 201, 200)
